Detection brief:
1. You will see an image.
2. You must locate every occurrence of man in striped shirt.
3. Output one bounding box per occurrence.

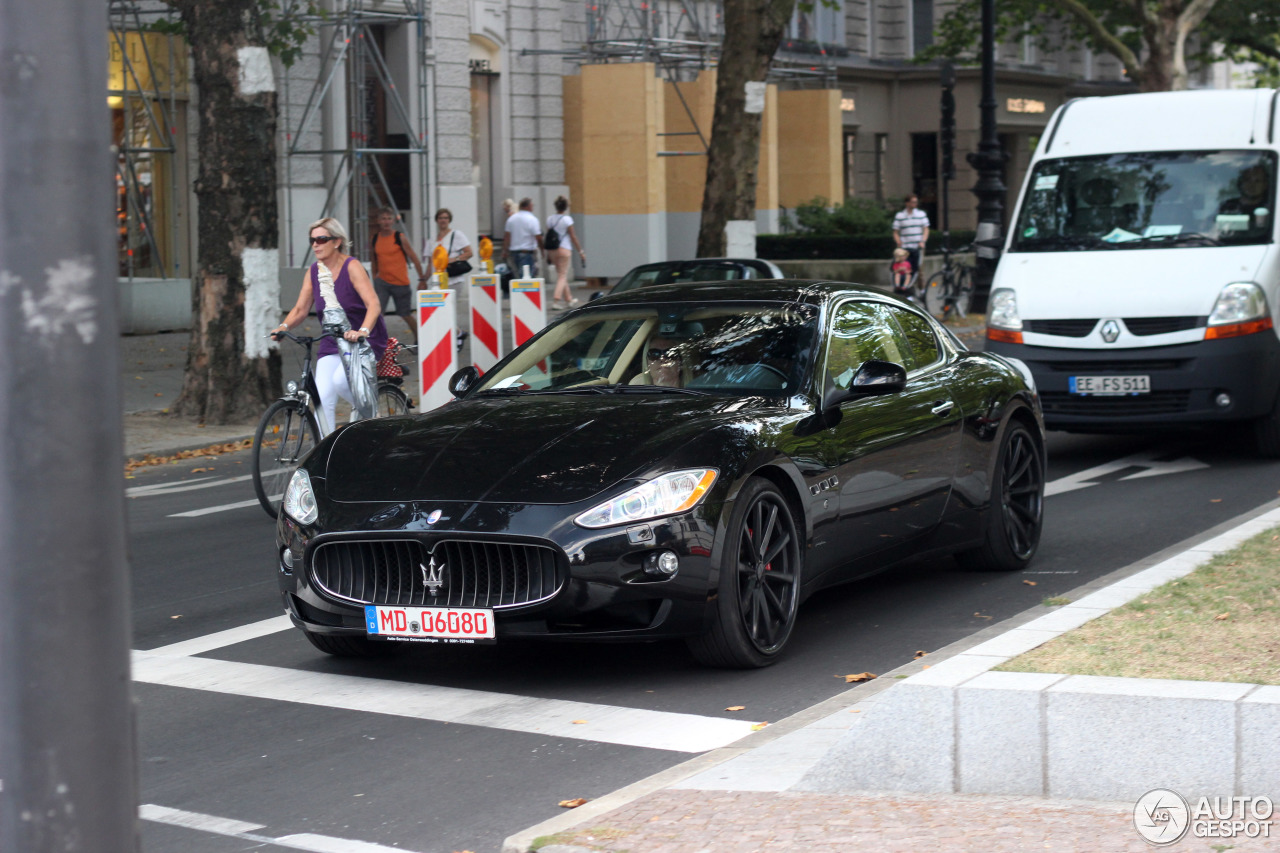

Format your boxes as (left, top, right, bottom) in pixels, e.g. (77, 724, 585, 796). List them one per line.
(893, 194, 931, 276)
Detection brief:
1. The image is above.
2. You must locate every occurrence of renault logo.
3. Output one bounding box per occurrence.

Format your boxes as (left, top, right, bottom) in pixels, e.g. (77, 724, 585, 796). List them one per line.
(420, 555, 445, 596)
(1100, 319, 1121, 343)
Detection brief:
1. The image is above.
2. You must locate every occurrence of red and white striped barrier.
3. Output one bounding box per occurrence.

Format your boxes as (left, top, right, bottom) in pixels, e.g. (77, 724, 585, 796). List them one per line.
(468, 273, 503, 372)
(416, 288, 458, 412)
(509, 275, 547, 385)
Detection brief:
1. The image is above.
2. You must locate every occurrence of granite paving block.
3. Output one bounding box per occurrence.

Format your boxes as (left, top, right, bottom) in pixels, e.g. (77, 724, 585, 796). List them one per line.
(957, 672, 1065, 796)
(964, 629, 1061, 658)
(1045, 676, 1251, 801)
(1070, 585, 1143, 611)
(904, 654, 1007, 687)
(1018, 606, 1110, 634)
(674, 725, 853, 792)
(1239, 686, 1280, 798)
(794, 684, 956, 794)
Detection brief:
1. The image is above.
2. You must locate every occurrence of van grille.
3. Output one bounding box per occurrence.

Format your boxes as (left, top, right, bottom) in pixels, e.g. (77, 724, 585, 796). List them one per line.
(311, 539, 563, 609)
(1124, 317, 1202, 336)
(1040, 390, 1191, 416)
(1026, 319, 1097, 337)
(1044, 359, 1190, 373)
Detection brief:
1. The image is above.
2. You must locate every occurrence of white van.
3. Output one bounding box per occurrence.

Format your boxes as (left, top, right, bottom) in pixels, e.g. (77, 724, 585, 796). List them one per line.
(985, 89, 1280, 453)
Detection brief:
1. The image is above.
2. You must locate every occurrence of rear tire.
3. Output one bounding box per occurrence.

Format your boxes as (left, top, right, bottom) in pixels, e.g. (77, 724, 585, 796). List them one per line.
(687, 478, 802, 668)
(957, 421, 1044, 572)
(376, 384, 412, 417)
(303, 630, 401, 658)
(252, 399, 320, 519)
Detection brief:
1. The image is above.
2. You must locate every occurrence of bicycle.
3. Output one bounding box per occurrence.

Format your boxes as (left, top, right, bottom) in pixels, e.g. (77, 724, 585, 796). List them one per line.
(252, 329, 415, 519)
(922, 242, 976, 321)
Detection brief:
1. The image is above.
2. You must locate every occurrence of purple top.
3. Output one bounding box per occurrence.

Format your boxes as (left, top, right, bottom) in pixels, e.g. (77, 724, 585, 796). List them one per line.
(312, 257, 388, 360)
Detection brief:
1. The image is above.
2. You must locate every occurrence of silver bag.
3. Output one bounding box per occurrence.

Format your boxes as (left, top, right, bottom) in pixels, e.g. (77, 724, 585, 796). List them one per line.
(323, 306, 378, 420)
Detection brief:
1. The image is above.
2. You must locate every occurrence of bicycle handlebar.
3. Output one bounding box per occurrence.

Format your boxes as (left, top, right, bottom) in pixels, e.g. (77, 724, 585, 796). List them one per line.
(270, 329, 365, 344)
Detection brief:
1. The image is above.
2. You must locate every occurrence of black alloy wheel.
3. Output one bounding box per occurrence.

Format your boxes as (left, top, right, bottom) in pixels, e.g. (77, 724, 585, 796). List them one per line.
(688, 478, 802, 668)
(958, 421, 1044, 571)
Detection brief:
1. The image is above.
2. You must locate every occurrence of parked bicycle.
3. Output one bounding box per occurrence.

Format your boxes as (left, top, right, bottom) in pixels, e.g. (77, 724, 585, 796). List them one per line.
(252, 329, 415, 519)
(922, 242, 976, 321)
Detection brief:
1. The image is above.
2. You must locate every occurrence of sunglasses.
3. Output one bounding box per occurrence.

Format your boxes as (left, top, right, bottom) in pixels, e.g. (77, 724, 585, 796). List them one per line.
(310, 235, 337, 245)
(647, 347, 675, 361)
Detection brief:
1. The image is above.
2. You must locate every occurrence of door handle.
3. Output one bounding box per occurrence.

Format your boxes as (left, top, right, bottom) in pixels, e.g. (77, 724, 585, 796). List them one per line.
(930, 401, 954, 417)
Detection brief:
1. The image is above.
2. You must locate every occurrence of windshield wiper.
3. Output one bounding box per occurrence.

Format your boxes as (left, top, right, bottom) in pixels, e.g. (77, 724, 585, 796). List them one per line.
(1018, 234, 1117, 251)
(475, 386, 530, 396)
(602, 384, 711, 396)
(1134, 231, 1223, 247)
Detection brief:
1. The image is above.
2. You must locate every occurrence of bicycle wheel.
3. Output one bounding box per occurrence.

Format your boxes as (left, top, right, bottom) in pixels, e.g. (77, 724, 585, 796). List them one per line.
(252, 399, 321, 520)
(923, 269, 950, 319)
(376, 384, 412, 417)
(949, 265, 974, 320)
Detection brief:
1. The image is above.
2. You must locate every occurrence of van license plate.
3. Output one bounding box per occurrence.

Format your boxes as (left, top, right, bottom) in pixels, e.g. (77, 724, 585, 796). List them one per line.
(1069, 375, 1150, 395)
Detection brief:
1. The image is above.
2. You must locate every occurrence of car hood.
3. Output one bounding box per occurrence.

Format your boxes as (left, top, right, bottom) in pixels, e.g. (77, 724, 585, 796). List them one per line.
(322, 394, 764, 504)
(994, 245, 1270, 318)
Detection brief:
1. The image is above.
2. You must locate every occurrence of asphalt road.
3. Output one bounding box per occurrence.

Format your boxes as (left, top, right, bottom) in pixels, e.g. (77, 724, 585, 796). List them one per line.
(124, 426, 1280, 852)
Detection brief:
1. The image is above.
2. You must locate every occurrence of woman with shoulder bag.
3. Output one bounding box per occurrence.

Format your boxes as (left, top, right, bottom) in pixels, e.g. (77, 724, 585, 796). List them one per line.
(545, 195, 585, 308)
(427, 208, 474, 281)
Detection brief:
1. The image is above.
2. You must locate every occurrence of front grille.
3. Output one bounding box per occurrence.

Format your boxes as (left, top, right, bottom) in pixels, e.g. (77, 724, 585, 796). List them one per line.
(1040, 390, 1192, 416)
(1027, 319, 1097, 337)
(1124, 317, 1202, 336)
(311, 539, 563, 609)
(1044, 359, 1190, 373)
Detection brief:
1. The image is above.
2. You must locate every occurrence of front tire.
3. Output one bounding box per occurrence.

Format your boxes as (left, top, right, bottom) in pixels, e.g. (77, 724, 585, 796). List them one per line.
(687, 479, 802, 668)
(252, 399, 320, 519)
(957, 421, 1044, 571)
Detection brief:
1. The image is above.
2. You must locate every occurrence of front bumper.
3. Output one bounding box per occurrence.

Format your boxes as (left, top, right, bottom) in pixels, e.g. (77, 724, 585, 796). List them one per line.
(275, 496, 722, 644)
(985, 331, 1280, 430)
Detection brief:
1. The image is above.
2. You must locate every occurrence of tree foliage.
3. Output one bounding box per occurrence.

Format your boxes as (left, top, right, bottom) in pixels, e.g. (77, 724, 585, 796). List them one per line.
(923, 0, 1278, 92)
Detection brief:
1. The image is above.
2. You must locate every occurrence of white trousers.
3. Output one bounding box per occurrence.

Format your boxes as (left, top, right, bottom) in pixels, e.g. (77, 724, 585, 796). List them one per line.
(314, 354, 353, 433)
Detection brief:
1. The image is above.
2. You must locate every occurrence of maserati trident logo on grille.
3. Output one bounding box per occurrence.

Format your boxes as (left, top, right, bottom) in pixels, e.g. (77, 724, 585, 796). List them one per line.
(420, 556, 445, 596)
(1101, 319, 1121, 343)
(426, 509, 443, 525)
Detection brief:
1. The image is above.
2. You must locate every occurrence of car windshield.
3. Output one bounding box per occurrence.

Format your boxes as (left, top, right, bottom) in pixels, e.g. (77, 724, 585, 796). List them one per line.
(473, 302, 819, 397)
(1010, 150, 1276, 252)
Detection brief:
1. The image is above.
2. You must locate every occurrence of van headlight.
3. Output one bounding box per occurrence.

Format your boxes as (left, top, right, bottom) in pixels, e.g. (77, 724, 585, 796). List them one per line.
(283, 468, 318, 525)
(1208, 282, 1267, 326)
(575, 469, 718, 528)
(988, 288, 1022, 330)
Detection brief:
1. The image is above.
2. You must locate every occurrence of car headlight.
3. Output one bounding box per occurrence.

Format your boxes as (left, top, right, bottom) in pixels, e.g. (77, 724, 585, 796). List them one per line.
(987, 288, 1022, 330)
(1208, 282, 1268, 326)
(575, 469, 718, 528)
(283, 468, 318, 525)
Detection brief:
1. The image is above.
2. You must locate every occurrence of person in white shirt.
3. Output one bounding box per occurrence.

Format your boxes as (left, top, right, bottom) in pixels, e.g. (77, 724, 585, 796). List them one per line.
(893, 194, 931, 276)
(545, 195, 586, 307)
(504, 198, 542, 279)
(426, 208, 472, 277)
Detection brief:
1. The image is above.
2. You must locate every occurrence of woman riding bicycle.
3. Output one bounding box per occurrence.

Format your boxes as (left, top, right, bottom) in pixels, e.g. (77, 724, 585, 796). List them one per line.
(273, 217, 388, 430)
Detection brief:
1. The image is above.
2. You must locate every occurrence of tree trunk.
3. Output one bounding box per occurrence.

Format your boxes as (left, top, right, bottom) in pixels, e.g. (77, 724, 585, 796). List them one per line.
(696, 0, 797, 258)
(172, 0, 280, 423)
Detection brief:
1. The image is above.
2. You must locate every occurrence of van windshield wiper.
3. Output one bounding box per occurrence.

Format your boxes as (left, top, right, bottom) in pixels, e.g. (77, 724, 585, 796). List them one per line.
(1016, 234, 1117, 251)
(1133, 231, 1223, 247)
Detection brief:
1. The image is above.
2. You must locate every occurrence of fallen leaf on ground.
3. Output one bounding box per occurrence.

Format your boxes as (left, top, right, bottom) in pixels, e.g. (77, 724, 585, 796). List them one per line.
(571, 720, 587, 725)
(921, 664, 931, 669)
(843, 672, 876, 683)
(171, 615, 181, 619)
(1211, 498, 1222, 503)
(559, 798, 588, 808)
(1023, 580, 1037, 586)
(914, 650, 928, 658)
(154, 392, 164, 397)
(191, 467, 211, 473)
(751, 722, 768, 731)
(1214, 612, 1230, 620)
(725, 705, 745, 712)
(974, 612, 992, 620)
(124, 439, 254, 475)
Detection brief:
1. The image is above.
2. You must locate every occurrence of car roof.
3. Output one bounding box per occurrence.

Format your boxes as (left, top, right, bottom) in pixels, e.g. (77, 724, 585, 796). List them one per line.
(589, 279, 894, 308)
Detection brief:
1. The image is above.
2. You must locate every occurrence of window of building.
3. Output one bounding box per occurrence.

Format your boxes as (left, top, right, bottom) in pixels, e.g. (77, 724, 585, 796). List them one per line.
(843, 131, 858, 199)
(911, 132, 939, 225)
(875, 133, 889, 203)
(912, 0, 933, 57)
(787, 1, 845, 46)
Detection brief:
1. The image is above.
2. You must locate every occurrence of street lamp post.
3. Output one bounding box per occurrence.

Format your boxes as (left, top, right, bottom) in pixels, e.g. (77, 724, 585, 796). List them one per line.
(965, 0, 1007, 312)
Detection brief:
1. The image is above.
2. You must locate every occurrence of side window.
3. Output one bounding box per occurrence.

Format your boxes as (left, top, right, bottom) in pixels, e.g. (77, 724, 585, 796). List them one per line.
(826, 301, 908, 390)
(888, 306, 942, 372)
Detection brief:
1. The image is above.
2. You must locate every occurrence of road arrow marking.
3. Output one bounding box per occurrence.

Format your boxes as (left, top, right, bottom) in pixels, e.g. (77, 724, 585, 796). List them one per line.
(1045, 451, 1208, 497)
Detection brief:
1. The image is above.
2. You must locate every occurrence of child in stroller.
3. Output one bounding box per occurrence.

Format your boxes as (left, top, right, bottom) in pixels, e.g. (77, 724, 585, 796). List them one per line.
(891, 247, 914, 296)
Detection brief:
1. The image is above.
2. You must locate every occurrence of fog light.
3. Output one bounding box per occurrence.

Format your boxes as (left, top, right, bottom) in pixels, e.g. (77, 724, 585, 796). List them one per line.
(645, 550, 679, 576)
(281, 548, 294, 571)
(1215, 392, 1232, 408)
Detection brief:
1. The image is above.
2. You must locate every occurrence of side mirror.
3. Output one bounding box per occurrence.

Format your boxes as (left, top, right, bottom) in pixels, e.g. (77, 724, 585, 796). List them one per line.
(448, 365, 480, 398)
(823, 360, 907, 409)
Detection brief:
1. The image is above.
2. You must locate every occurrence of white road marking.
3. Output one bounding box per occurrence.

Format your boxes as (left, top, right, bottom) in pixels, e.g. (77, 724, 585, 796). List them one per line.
(146, 615, 293, 657)
(128, 474, 253, 498)
(140, 804, 417, 853)
(132, 652, 760, 753)
(169, 496, 277, 517)
(1045, 451, 1208, 497)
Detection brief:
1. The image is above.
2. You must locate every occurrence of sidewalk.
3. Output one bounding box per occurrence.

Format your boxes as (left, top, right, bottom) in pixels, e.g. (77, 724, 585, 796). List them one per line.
(505, 504, 1280, 853)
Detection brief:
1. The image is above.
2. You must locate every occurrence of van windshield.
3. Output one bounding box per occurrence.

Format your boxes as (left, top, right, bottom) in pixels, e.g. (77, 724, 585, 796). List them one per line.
(1010, 150, 1276, 252)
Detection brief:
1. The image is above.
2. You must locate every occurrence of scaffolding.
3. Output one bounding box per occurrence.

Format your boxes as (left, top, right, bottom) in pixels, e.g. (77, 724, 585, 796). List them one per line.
(279, 0, 433, 266)
(108, 0, 184, 280)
